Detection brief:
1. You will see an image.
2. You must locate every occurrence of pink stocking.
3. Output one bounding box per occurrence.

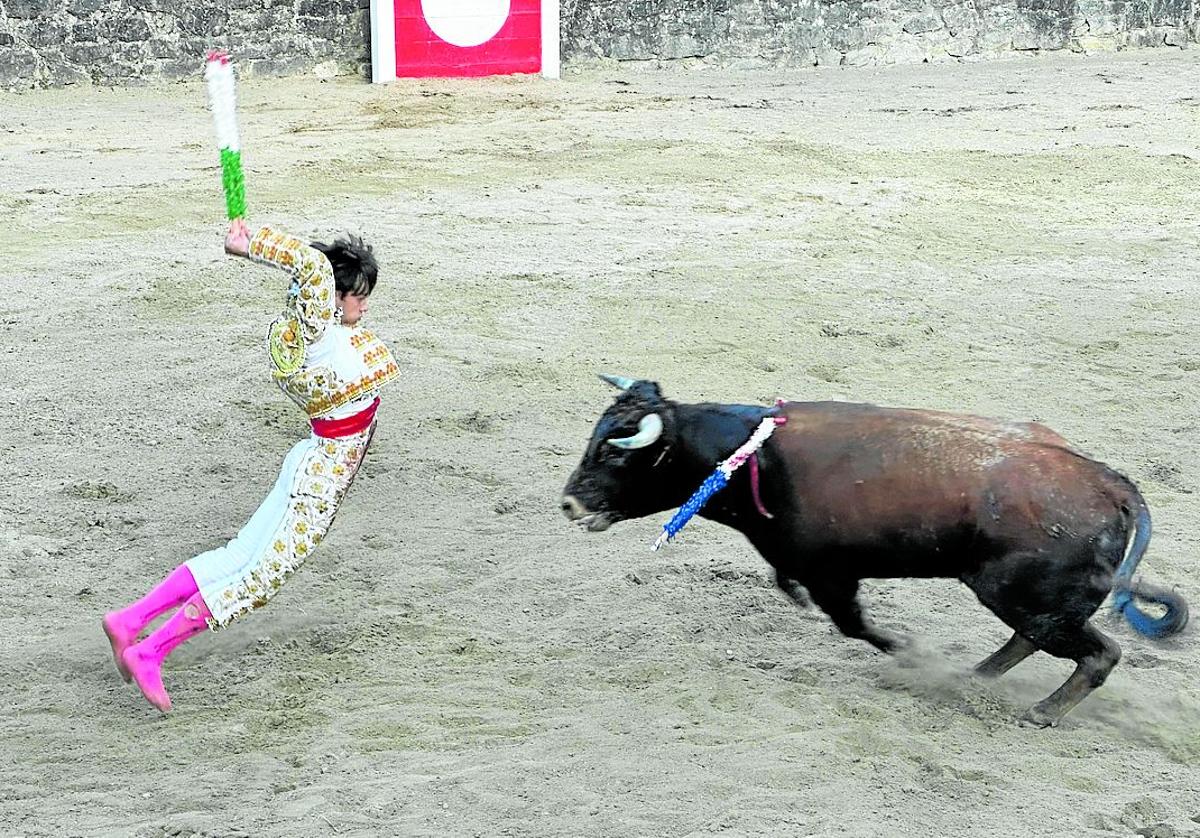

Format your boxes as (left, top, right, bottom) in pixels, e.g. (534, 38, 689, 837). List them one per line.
(102, 565, 199, 682)
(121, 592, 212, 713)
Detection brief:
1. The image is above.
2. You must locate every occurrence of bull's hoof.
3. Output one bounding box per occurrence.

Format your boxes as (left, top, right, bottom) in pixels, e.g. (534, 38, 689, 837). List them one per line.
(1019, 705, 1059, 728)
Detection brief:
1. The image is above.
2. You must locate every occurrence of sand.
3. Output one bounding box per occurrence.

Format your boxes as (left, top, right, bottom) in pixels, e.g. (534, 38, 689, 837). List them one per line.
(0, 48, 1197, 837)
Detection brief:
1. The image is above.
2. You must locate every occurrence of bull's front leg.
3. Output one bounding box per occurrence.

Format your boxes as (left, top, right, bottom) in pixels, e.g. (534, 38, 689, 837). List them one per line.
(807, 576, 908, 654)
(774, 570, 810, 608)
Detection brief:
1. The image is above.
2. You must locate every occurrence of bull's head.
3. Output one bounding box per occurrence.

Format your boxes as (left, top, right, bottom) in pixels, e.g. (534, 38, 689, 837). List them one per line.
(561, 375, 683, 531)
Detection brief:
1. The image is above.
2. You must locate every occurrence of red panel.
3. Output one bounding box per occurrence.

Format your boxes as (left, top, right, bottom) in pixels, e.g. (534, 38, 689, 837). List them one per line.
(393, 0, 542, 78)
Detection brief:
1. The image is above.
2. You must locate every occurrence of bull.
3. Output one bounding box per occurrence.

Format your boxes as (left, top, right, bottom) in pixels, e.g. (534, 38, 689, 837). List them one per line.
(561, 376, 1189, 726)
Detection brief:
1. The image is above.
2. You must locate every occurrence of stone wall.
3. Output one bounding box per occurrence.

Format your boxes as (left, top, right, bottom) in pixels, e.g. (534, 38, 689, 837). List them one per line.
(560, 0, 1199, 67)
(0, 0, 370, 89)
(0, 0, 1196, 89)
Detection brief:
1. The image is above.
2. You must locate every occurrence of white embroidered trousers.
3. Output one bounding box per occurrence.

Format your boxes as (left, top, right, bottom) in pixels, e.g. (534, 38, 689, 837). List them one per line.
(186, 424, 374, 628)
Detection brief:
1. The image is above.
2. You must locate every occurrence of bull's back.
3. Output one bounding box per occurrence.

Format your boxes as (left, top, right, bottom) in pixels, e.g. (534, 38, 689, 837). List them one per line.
(768, 402, 1134, 574)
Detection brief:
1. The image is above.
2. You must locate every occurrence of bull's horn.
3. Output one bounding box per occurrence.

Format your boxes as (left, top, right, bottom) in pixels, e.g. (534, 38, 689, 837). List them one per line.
(599, 373, 636, 391)
(607, 413, 664, 449)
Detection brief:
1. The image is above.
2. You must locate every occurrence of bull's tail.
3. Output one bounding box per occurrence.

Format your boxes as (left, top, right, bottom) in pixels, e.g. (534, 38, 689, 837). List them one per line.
(1112, 502, 1189, 638)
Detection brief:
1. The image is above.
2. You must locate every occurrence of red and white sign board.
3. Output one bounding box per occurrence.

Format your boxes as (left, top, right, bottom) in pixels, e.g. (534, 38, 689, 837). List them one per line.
(371, 0, 559, 81)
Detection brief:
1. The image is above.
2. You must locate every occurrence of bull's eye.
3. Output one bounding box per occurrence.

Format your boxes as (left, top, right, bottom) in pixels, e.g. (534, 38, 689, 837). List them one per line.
(598, 444, 625, 462)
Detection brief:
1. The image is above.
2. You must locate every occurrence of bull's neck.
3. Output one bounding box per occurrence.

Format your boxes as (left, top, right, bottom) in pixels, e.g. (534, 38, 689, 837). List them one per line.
(669, 402, 775, 531)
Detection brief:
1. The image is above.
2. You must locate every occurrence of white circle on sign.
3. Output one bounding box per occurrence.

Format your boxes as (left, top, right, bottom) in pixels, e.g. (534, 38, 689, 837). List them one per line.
(421, 0, 511, 47)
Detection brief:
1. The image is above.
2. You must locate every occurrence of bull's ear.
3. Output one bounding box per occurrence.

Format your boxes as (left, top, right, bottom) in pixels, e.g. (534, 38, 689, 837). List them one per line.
(607, 413, 664, 449)
(599, 373, 637, 391)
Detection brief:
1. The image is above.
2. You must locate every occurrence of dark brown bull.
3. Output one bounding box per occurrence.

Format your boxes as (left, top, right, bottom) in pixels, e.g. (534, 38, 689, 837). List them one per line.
(561, 376, 1189, 726)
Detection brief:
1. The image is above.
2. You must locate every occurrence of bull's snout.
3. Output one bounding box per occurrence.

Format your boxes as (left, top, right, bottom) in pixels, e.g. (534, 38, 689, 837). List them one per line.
(561, 495, 587, 521)
(560, 494, 614, 532)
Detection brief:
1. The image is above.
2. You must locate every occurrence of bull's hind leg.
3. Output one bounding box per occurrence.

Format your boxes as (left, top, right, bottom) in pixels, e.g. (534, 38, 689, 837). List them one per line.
(1020, 622, 1121, 727)
(964, 543, 1122, 725)
(975, 632, 1037, 677)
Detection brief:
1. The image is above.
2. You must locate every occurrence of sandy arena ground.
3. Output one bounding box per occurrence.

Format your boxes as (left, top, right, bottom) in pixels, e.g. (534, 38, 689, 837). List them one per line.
(1, 48, 1198, 838)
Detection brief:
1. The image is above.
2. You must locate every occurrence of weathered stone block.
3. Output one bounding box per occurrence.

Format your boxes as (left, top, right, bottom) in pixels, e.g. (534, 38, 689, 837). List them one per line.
(789, 45, 819, 63)
(660, 31, 708, 56)
(100, 15, 152, 43)
(4, 0, 55, 20)
(1011, 19, 1054, 47)
(975, 25, 1015, 48)
(885, 36, 935, 60)
(1076, 33, 1119, 48)
(0, 46, 39, 82)
(0, 33, 14, 47)
(302, 0, 359, 16)
(1021, 9, 1072, 46)
(177, 5, 230, 37)
(729, 20, 777, 46)
(245, 54, 308, 76)
(611, 32, 656, 58)
(312, 58, 338, 78)
(864, 20, 902, 41)
(298, 0, 335, 16)
(903, 10, 945, 32)
(821, 1, 865, 31)
(941, 3, 981, 35)
(262, 6, 306, 33)
(1126, 24, 1164, 43)
(298, 15, 336, 41)
(1150, 0, 1190, 26)
(830, 24, 869, 50)
(71, 22, 98, 42)
(1074, 0, 1119, 34)
(814, 46, 844, 63)
(64, 40, 115, 64)
(156, 55, 204, 78)
(93, 58, 141, 83)
(43, 54, 89, 84)
(29, 22, 71, 49)
(944, 32, 976, 53)
(785, 24, 827, 47)
(1125, 0, 1153, 29)
(66, 0, 105, 14)
(146, 37, 177, 58)
(844, 42, 886, 63)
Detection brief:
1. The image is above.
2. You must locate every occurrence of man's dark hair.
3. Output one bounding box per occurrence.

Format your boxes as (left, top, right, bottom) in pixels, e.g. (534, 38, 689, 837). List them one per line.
(312, 234, 378, 297)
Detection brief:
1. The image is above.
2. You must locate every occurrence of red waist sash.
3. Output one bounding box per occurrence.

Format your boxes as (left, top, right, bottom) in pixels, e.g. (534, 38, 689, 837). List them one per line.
(311, 398, 380, 438)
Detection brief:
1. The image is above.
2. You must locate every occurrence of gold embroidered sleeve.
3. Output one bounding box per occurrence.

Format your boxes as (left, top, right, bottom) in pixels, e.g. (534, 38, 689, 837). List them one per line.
(249, 225, 337, 343)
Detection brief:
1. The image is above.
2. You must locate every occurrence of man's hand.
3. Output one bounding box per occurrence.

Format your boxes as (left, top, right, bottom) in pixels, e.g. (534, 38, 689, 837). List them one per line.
(224, 218, 251, 258)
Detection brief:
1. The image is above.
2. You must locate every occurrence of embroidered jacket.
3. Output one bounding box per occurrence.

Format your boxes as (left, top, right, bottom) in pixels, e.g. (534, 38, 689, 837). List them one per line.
(250, 225, 399, 419)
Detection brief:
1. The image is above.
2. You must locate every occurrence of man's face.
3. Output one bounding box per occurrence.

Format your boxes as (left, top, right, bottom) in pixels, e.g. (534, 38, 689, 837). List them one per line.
(337, 292, 370, 326)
